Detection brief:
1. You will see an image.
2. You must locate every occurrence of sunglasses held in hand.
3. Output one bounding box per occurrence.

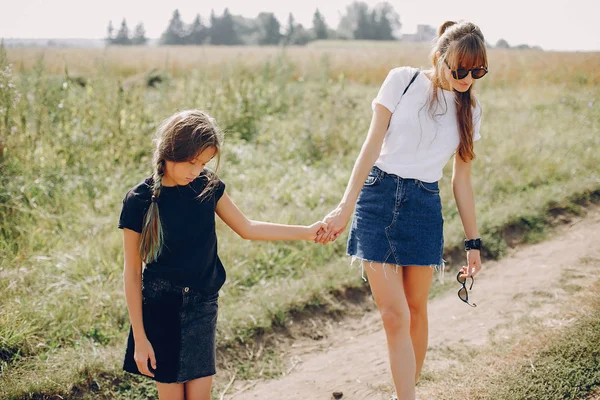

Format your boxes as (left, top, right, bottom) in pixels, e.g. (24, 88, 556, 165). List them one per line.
(456, 270, 477, 307)
(444, 60, 488, 80)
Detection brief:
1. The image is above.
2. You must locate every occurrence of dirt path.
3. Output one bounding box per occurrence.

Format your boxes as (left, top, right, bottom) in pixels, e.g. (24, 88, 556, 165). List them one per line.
(224, 206, 600, 400)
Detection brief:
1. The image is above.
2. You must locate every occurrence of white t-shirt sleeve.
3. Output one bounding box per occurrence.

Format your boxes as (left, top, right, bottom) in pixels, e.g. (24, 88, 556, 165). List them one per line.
(372, 67, 415, 113)
(473, 100, 483, 141)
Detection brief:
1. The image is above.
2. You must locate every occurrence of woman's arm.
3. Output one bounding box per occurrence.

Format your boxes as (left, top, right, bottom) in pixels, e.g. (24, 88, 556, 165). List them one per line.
(315, 103, 392, 243)
(122, 228, 156, 377)
(452, 155, 482, 278)
(215, 192, 325, 241)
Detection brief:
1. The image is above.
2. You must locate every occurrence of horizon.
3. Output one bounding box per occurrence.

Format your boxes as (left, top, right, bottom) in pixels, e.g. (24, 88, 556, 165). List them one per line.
(2, 0, 599, 52)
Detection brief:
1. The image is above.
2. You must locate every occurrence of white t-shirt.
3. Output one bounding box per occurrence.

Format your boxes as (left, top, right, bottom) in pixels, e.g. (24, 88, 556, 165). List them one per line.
(372, 66, 482, 183)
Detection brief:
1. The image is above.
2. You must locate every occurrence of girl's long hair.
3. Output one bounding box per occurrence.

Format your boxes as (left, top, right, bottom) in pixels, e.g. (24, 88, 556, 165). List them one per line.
(139, 110, 223, 264)
(428, 21, 487, 162)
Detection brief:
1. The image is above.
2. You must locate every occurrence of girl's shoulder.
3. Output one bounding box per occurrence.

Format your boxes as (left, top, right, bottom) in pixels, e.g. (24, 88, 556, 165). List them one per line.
(190, 169, 219, 187)
(122, 176, 153, 205)
(192, 169, 226, 202)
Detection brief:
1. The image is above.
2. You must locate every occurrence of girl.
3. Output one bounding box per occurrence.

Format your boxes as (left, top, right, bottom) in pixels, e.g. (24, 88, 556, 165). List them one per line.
(118, 109, 325, 400)
(315, 21, 488, 399)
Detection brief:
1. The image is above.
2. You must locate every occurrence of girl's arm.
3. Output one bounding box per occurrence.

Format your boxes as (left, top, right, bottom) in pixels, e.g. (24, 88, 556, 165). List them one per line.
(122, 228, 156, 377)
(315, 103, 392, 243)
(215, 192, 325, 241)
(452, 155, 482, 278)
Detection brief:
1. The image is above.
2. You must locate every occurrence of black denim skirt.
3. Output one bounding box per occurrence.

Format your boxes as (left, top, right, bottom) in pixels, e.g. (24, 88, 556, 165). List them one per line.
(123, 271, 219, 383)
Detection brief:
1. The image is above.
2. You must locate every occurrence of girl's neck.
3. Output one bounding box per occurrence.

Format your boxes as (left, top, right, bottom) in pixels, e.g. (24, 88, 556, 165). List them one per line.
(161, 173, 179, 187)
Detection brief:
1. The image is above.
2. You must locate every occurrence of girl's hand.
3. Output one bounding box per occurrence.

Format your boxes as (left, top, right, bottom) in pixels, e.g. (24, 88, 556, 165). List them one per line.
(134, 336, 157, 377)
(315, 206, 353, 244)
(459, 250, 482, 279)
(307, 221, 328, 241)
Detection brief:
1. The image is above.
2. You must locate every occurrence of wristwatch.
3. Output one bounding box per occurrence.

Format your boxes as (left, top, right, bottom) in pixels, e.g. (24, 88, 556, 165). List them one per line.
(464, 238, 482, 251)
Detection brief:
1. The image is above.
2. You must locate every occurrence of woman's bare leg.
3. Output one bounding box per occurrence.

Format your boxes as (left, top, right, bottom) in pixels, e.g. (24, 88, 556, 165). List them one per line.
(365, 262, 416, 400)
(403, 266, 434, 383)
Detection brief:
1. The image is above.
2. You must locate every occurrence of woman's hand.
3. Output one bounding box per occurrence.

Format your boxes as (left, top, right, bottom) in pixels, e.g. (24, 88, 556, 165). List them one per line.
(315, 206, 353, 244)
(134, 336, 157, 377)
(459, 249, 482, 279)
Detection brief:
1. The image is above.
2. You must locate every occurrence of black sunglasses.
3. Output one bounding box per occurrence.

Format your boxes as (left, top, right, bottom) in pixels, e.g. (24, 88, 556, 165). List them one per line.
(456, 270, 477, 307)
(444, 60, 488, 80)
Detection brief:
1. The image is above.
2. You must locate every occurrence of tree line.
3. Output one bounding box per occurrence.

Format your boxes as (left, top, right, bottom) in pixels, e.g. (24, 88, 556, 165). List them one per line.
(105, 1, 401, 46)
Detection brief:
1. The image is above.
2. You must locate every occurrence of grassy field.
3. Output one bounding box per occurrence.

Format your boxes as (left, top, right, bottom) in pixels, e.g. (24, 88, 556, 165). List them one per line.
(418, 260, 600, 400)
(1, 43, 599, 399)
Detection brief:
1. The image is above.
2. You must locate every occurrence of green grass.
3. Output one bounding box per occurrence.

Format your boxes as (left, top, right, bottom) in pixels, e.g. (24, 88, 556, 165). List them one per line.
(1, 43, 600, 398)
(477, 281, 600, 399)
(416, 258, 600, 400)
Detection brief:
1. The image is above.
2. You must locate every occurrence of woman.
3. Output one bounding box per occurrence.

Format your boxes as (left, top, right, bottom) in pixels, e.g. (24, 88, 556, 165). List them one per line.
(315, 21, 488, 399)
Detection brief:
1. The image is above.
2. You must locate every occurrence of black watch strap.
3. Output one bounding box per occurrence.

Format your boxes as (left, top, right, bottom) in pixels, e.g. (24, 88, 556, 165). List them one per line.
(464, 238, 482, 251)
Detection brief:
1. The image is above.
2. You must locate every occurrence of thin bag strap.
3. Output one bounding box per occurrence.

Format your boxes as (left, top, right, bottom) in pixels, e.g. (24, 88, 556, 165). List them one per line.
(402, 70, 420, 97)
(387, 69, 420, 128)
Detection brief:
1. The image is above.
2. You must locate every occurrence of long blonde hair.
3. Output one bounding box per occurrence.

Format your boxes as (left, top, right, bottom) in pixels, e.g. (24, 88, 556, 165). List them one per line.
(429, 21, 487, 162)
(140, 110, 223, 264)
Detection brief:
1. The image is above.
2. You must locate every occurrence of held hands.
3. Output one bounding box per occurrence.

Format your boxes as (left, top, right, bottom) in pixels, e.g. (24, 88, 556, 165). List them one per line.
(459, 249, 482, 279)
(306, 220, 329, 241)
(314, 206, 352, 244)
(134, 336, 157, 377)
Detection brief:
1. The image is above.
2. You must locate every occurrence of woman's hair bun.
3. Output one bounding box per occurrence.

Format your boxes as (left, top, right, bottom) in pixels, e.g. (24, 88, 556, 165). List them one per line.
(438, 21, 456, 37)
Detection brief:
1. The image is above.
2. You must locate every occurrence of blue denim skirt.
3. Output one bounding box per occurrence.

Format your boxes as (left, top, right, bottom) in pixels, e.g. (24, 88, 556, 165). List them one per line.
(123, 271, 219, 383)
(347, 166, 444, 277)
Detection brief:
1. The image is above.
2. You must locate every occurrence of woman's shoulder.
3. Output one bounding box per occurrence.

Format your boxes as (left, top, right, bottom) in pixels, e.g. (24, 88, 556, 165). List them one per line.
(386, 66, 420, 79)
(379, 66, 422, 92)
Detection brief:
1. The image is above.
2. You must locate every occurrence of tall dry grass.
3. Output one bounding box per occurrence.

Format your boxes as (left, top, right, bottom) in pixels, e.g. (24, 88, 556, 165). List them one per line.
(1, 43, 599, 399)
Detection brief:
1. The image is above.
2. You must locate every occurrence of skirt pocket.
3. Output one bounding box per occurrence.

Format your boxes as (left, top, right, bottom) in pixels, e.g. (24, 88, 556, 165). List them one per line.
(416, 179, 440, 194)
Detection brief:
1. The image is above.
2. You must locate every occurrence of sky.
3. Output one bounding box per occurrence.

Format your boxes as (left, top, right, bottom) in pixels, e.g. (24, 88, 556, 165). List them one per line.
(1, 0, 598, 51)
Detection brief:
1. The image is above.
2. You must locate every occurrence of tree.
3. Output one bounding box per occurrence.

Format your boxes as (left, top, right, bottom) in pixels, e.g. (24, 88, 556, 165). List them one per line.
(312, 9, 328, 40)
(187, 14, 208, 44)
(285, 13, 296, 45)
(209, 8, 240, 45)
(257, 12, 282, 45)
(353, 3, 372, 39)
(371, 2, 400, 40)
(337, 2, 369, 39)
(232, 14, 259, 45)
(338, 1, 400, 40)
(495, 38, 510, 49)
(113, 19, 132, 45)
(105, 21, 114, 45)
(291, 23, 312, 45)
(132, 22, 148, 45)
(161, 9, 186, 45)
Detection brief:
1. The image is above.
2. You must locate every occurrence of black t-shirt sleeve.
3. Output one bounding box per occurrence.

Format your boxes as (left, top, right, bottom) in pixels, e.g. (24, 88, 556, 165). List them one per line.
(118, 190, 148, 233)
(215, 179, 226, 203)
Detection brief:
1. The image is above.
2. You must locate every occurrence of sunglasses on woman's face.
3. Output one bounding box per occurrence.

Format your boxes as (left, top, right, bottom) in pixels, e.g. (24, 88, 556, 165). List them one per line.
(444, 60, 488, 80)
(456, 270, 477, 307)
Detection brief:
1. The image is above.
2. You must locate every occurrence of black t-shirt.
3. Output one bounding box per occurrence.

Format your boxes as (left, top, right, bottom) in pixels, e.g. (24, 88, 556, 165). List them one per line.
(118, 170, 226, 293)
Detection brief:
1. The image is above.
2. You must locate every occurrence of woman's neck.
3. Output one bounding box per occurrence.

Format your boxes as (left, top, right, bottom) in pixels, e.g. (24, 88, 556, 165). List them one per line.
(424, 69, 453, 92)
